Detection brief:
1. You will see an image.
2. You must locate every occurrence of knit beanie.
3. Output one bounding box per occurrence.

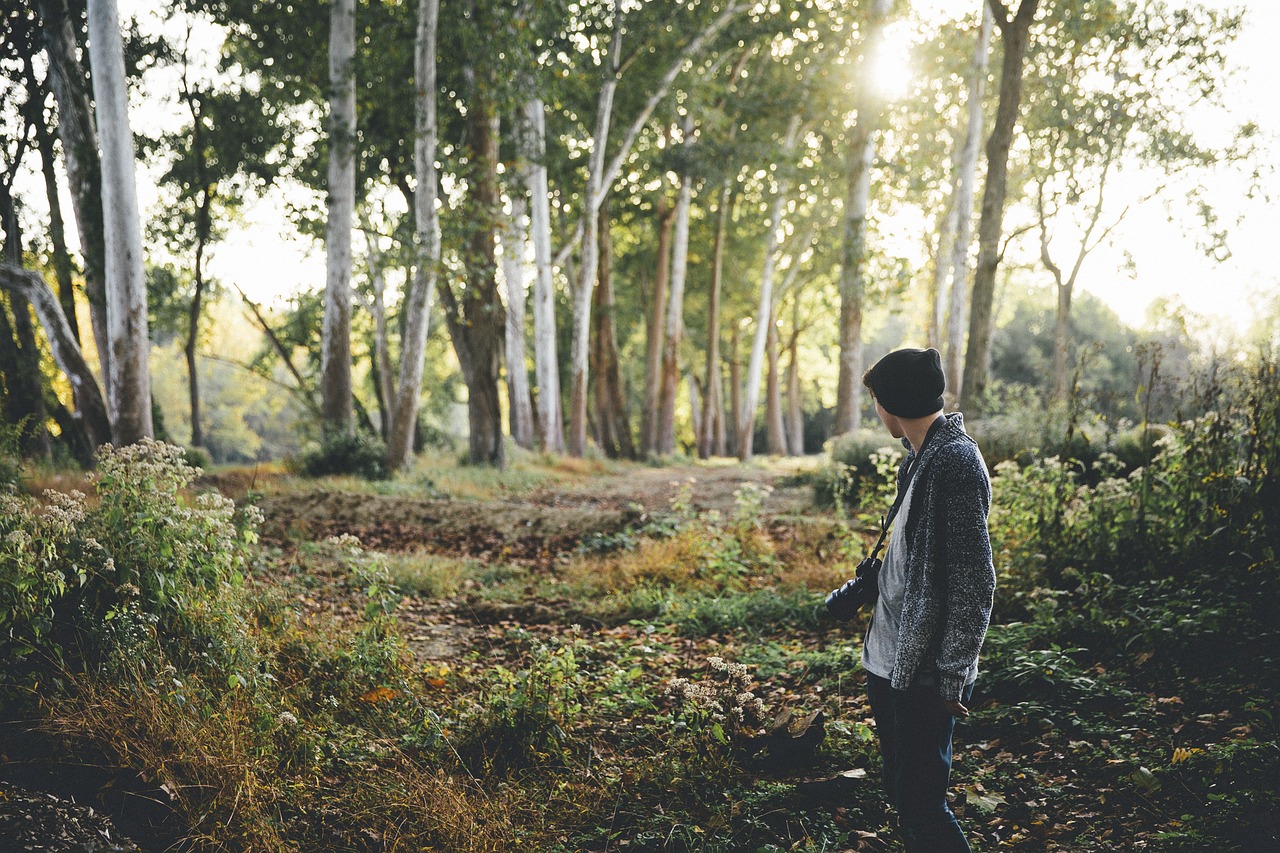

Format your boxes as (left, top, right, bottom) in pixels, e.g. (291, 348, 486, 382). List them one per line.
(863, 347, 946, 418)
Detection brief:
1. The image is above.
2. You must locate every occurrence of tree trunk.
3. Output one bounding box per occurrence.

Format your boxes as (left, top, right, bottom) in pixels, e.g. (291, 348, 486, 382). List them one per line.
(738, 116, 799, 460)
(502, 194, 535, 449)
(87, 0, 153, 444)
(36, 0, 109, 396)
(728, 323, 741, 457)
(0, 191, 52, 461)
(658, 123, 694, 455)
(833, 0, 892, 437)
(698, 183, 731, 459)
(568, 19, 622, 458)
(443, 49, 506, 467)
(567, 1, 742, 457)
(34, 107, 80, 346)
(961, 0, 1041, 414)
(943, 1, 994, 405)
(783, 335, 803, 455)
(765, 309, 786, 455)
(185, 94, 214, 448)
(590, 203, 633, 459)
(641, 188, 674, 456)
(520, 97, 563, 453)
(388, 0, 440, 470)
(359, 218, 395, 438)
(320, 0, 356, 437)
(0, 263, 110, 448)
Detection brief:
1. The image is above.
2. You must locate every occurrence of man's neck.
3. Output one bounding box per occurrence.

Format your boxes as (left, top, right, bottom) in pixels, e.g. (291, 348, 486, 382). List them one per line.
(903, 411, 945, 453)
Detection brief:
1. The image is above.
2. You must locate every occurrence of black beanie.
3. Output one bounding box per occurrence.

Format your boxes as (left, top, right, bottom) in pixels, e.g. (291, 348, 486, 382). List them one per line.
(863, 347, 946, 418)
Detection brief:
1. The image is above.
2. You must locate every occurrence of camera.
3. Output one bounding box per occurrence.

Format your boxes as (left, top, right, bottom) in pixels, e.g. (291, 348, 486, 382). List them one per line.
(824, 556, 882, 622)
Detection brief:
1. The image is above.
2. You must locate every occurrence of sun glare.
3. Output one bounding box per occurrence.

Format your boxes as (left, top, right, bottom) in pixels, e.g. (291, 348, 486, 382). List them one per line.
(868, 21, 916, 102)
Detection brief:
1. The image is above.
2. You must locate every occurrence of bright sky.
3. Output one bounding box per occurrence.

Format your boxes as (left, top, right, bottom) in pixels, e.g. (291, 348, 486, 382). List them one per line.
(16, 0, 1280, 340)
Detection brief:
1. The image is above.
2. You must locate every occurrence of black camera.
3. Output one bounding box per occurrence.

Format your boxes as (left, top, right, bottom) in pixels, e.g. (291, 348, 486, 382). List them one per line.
(824, 556, 882, 622)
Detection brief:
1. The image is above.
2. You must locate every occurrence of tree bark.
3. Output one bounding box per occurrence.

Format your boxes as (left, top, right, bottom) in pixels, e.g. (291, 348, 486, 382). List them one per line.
(502, 194, 535, 449)
(943, 1, 994, 405)
(87, 0, 152, 444)
(658, 119, 694, 455)
(764, 309, 786, 455)
(36, 0, 108, 395)
(728, 322, 741, 457)
(0, 262, 110, 449)
(961, 0, 1041, 414)
(321, 0, 356, 437)
(520, 97, 563, 453)
(641, 187, 674, 456)
(698, 182, 731, 459)
(0, 186, 53, 461)
(590, 202, 633, 459)
(388, 0, 440, 470)
(33, 100, 80, 346)
(359, 217, 395, 438)
(786, 296, 805, 456)
(738, 115, 801, 460)
(442, 47, 506, 467)
(833, 0, 892, 436)
(183, 88, 213, 449)
(568, 2, 743, 456)
(568, 16, 622, 458)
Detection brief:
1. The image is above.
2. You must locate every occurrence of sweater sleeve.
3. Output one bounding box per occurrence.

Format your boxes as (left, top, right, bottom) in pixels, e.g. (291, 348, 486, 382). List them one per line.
(934, 444, 996, 702)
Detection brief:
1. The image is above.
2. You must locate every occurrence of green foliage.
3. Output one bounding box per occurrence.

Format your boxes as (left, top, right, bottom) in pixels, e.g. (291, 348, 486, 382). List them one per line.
(0, 440, 258, 694)
(813, 429, 901, 508)
(294, 430, 391, 481)
(457, 640, 585, 773)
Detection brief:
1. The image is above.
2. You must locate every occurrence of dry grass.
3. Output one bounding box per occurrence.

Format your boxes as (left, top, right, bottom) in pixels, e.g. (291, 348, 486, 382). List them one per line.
(561, 530, 713, 593)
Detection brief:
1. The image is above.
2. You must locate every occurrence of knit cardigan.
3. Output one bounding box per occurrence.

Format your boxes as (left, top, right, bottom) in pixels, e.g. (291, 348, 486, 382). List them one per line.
(882, 412, 996, 702)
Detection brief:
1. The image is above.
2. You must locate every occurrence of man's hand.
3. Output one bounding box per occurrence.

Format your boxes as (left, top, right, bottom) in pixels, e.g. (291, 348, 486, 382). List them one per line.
(943, 699, 969, 718)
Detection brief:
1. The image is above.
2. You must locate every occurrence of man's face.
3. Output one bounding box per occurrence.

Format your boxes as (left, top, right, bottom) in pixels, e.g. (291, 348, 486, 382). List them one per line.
(874, 398, 904, 439)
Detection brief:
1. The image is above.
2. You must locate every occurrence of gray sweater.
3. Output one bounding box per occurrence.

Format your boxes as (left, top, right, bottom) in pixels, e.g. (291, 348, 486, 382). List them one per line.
(879, 412, 995, 702)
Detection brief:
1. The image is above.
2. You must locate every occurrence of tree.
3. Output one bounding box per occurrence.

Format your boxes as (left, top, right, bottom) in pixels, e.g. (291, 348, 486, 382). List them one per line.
(36, 0, 110, 397)
(387, 0, 439, 470)
(1024, 0, 1243, 400)
(960, 0, 1041, 414)
(88, 0, 153, 443)
(833, 0, 892, 436)
(320, 0, 356, 437)
(940, 2, 993, 403)
(565, 0, 743, 457)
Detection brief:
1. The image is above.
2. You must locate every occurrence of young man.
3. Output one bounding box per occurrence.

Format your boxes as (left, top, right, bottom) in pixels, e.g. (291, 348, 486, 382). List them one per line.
(859, 347, 995, 853)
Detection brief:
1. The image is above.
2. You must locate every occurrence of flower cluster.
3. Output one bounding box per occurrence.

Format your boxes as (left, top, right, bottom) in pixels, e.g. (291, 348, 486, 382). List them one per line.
(668, 655, 767, 738)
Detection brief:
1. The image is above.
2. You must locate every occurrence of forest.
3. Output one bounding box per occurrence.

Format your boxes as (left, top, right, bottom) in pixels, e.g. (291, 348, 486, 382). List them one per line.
(0, 0, 1278, 850)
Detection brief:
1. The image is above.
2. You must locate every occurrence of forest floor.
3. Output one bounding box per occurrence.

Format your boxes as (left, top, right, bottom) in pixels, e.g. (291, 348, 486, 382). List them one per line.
(3, 453, 1276, 851)
(242, 455, 1277, 851)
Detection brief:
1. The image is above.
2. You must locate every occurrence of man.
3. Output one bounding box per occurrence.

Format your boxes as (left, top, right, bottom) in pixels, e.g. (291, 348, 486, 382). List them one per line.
(859, 347, 995, 852)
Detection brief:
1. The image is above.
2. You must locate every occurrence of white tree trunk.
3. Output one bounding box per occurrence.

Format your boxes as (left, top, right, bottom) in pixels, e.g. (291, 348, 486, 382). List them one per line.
(521, 97, 564, 452)
(567, 1, 743, 456)
(388, 0, 440, 469)
(502, 194, 535, 449)
(321, 0, 356, 437)
(87, 0, 152, 444)
(944, 1, 993, 404)
(567, 16, 622, 458)
(738, 115, 801, 460)
(833, 0, 893, 436)
(658, 120, 694, 455)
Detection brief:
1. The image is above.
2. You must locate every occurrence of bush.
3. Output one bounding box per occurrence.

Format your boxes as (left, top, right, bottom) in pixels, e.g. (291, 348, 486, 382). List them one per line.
(813, 428, 901, 508)
(0, 440, 260, 698)
(294, 430, 391, 481)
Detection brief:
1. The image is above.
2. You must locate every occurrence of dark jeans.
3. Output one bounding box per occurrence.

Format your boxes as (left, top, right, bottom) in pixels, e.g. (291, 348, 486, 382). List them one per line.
(866, 673, 974, 853)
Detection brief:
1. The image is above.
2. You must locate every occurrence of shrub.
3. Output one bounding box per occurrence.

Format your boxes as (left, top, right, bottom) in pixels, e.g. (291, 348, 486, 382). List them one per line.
(814, 429, 901, 508)
(0, 440, 258, 693)
(294, 430, 391, 481)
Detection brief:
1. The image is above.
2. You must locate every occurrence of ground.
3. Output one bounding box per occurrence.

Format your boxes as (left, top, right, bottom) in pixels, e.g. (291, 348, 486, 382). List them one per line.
(1, 454, 1276, 851)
